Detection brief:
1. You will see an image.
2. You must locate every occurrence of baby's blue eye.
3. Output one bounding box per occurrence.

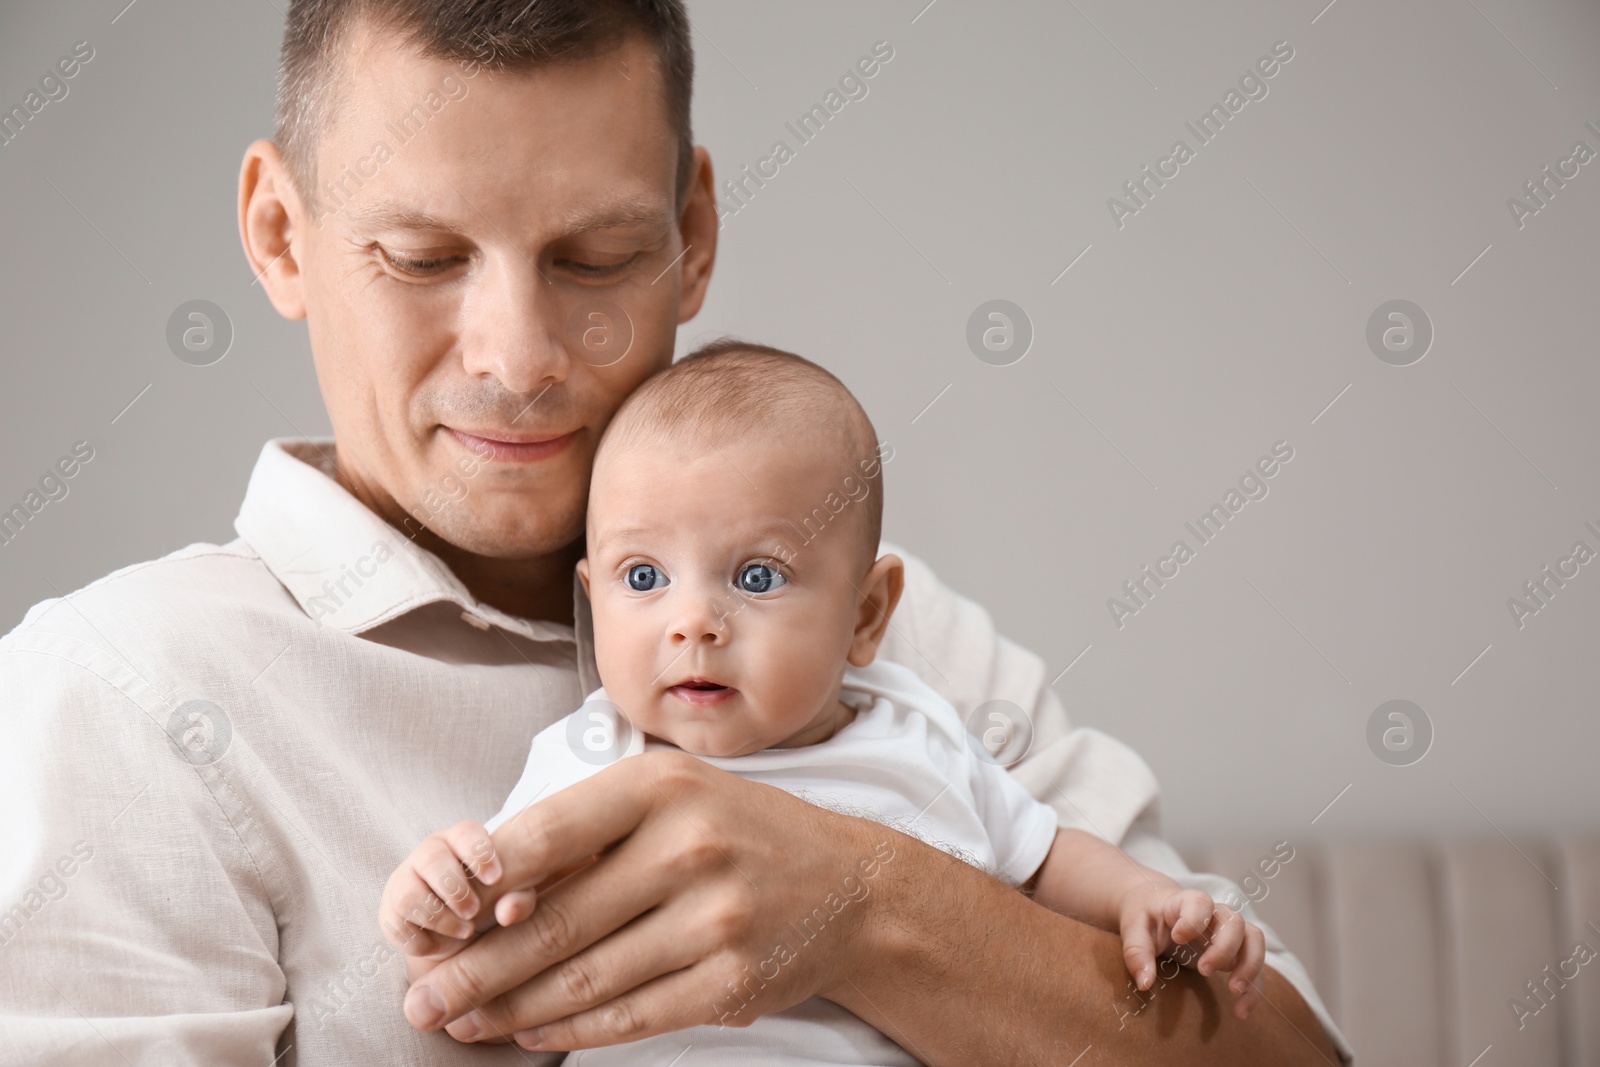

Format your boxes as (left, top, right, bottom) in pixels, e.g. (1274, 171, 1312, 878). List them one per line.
(626, 564, 666, 591)
(737, 562, 785, 594)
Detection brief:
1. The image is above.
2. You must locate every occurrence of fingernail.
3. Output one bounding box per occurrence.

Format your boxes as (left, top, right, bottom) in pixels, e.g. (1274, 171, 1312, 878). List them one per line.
(404, 984, 446, 1029)
(515, 1028, 544, 1049)
(447, 1011, 481, 1041)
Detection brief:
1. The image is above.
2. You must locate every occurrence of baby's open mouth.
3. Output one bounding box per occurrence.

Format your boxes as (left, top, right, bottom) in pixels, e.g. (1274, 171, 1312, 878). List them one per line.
(667, 679, 737, 707)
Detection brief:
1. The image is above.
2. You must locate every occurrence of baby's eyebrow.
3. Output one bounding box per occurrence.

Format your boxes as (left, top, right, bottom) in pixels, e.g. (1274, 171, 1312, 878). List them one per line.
(593, 525, 661, 552)
(591, 520, 799, 559)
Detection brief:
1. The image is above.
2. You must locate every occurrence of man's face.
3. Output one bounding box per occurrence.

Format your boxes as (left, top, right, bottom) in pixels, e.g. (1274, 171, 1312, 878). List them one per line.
(278, 27, 708, 558)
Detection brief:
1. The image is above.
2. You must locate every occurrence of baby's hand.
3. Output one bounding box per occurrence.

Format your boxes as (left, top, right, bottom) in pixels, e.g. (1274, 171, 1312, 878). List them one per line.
(1119, 885, 1266, 1019)
(380, 820, 509, 958)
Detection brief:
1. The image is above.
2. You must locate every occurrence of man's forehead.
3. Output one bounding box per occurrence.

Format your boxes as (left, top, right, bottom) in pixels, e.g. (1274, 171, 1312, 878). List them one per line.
(318, 26, 679, 237)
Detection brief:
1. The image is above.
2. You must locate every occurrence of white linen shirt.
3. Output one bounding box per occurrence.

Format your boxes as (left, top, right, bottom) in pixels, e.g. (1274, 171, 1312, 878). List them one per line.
(0, 438, 1353, 1066)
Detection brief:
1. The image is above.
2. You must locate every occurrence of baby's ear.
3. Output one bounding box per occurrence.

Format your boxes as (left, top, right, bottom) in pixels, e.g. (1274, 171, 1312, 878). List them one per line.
(576, 557, 592, 597)
(847, 554, 904, 667)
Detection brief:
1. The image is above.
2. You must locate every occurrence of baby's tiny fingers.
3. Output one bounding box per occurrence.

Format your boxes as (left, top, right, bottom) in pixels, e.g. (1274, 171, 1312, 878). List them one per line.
(1168, 890, 1214, 945)
(392, 918, 450, 958)
(1121, 920, 1159, 990)
(391, 871, 473, 945)
(1234, 975, 1264, 1019)
(413, 838, 481, 922)
(444, 820, 502, 886)
(1229, 924, 1268, 1017)
(1198, 907, 1245, 976)
(495, 888, 539, 927)
(1230, 922, 1267, 984)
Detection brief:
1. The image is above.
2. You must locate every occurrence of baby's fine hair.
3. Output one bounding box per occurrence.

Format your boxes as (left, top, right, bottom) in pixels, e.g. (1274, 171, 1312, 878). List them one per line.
(599, 337, 885, 563)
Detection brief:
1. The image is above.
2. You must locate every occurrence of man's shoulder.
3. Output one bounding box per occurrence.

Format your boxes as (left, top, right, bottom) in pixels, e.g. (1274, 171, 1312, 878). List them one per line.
(1, 536, 289, 688)
(873, 540, 1050, 717)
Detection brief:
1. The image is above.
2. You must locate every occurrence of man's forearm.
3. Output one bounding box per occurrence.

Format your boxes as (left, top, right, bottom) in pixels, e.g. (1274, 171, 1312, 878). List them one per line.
(826, 831, 1339, 1067)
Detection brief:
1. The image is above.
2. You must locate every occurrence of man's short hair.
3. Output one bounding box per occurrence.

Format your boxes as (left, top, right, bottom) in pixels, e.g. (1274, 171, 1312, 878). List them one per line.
(274, 0, 694, 209)
(599, 338, 886, 567)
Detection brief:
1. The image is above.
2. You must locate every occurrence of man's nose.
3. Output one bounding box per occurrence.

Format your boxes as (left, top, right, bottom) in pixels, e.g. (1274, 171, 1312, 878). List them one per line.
(459, 258, 571, 396)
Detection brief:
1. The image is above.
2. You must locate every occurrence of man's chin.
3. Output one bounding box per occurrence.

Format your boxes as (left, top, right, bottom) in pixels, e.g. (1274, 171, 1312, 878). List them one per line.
(408, 512, 585, 562)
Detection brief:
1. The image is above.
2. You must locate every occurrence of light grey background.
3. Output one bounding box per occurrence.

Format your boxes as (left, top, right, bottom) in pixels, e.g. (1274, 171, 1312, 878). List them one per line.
(3, 0, 1597, 844)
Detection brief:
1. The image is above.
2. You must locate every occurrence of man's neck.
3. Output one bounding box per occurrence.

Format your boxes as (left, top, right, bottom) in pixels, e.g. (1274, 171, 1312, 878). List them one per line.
(327, 445, 584, 626)
(415, 531, 586, 625)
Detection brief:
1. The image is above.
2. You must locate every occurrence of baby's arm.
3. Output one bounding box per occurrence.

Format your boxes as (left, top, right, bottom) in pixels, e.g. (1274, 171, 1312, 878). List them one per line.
(1029, 827, 1266, 1017)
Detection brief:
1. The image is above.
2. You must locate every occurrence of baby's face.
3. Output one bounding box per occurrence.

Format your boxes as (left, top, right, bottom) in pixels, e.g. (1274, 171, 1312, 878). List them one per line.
(579, 432, 872, 757)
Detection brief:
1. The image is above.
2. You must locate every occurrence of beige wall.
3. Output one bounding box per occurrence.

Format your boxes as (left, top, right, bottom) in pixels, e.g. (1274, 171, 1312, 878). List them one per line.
(2, 0, 1597, 844)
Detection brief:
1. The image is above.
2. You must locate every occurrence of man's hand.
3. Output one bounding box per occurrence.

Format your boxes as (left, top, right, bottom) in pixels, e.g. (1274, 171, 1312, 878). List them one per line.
(400, 751, 892, 1052)
(397, 752, 1339, 1064)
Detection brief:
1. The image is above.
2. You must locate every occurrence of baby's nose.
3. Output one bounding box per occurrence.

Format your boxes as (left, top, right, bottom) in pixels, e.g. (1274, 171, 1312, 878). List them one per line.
(669, 595, 735, 644)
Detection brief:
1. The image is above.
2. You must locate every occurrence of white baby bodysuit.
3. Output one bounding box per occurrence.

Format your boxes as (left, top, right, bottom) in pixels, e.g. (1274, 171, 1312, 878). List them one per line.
(485, 658, 1061, 1067)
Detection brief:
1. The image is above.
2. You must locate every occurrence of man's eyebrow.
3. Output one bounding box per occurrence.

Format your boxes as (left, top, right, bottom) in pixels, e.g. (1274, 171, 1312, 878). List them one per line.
(562, 194, 675, 235)
(339, 195, 673, 236)
(342, 200, 461, 232)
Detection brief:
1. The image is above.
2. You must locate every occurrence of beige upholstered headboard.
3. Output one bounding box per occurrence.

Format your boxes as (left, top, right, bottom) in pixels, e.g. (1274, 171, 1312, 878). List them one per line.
(1179, 839, 1600, 1066)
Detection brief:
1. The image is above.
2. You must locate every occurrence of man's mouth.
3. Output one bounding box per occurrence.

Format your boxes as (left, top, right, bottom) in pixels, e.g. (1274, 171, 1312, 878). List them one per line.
(446, 427, 578, 464)
(667, 678, 737, 707)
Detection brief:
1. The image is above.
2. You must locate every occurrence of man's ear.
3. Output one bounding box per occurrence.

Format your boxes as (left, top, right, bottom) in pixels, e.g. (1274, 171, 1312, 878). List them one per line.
(847, 553, 904, 667)
(238, 138, 308, 320)
(576, 557, 592, 598)
(673, 145, 718, 324)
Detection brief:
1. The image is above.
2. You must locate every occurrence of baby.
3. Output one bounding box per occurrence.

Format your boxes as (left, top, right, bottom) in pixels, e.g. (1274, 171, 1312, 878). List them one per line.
(381, 340, 1264, 1063)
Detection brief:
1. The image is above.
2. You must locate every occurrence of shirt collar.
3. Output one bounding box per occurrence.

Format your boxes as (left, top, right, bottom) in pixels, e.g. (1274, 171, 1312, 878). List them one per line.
(234, 438, 585, 650)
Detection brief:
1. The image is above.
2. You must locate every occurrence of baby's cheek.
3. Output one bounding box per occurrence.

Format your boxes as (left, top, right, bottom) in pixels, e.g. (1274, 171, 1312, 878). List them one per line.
(760, 643, 837, 720)
(615, 687, 662, 735)
(593, 616, 656, 697)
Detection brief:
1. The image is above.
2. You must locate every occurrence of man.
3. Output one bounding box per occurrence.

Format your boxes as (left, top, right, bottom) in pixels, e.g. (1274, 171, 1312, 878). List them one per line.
(0, 1, 1349, 1063)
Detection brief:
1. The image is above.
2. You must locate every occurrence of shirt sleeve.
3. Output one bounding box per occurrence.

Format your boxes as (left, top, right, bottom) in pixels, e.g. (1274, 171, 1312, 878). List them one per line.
(964, 755, 1059, 887)
(874, 541, 1353, 1064)
(0, 630, 293, 1066)
(875, 543, 1160, 840)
